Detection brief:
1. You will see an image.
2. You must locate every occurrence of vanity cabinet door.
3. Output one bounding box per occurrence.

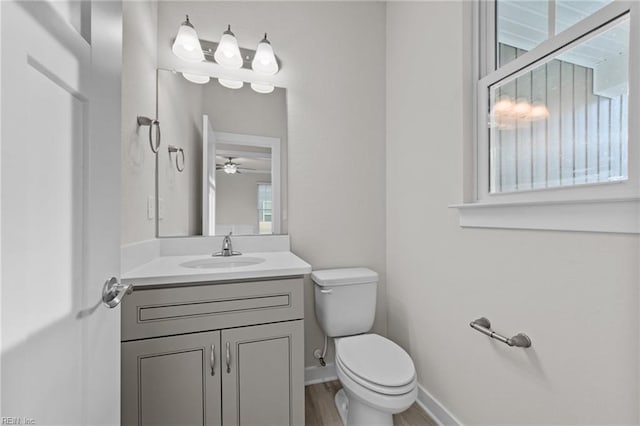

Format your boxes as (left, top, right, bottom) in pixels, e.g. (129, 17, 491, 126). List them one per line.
(122, 331, 222, 426)
(221, 320, 304, 426)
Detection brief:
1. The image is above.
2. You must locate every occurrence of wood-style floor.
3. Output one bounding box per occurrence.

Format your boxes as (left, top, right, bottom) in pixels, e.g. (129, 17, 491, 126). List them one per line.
(305, 380, 438, 426)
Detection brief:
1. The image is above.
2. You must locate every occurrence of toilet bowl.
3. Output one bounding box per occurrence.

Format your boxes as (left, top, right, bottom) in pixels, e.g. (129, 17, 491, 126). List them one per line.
(333, 334, 417, 426)
(312, 268, 418, 426)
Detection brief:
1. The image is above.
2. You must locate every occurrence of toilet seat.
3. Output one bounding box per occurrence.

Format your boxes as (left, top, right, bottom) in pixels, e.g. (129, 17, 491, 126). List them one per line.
(335, 334, 416, 396)
(336, 356, 417, 396)
(335, 354, 418, 416)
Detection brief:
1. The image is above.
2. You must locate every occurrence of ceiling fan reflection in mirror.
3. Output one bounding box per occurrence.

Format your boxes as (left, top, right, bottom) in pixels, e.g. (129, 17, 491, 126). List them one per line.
(216, 157, 256, 174)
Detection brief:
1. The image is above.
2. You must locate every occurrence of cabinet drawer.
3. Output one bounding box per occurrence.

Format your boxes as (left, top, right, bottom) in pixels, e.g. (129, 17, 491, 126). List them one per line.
(122, 277, 303, 341)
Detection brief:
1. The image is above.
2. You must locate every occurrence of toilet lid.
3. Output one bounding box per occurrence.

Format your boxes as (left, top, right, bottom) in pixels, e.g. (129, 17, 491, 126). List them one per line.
(335, 334, 415, 388)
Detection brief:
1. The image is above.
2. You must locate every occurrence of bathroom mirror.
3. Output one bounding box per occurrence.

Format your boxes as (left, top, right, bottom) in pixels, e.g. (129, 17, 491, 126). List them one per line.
(156, 68, 288, 237)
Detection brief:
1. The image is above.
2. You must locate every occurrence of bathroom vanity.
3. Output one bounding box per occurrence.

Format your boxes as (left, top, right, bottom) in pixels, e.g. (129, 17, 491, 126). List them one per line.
(120, 247, 310, 426)
(118, 46, 305, 425)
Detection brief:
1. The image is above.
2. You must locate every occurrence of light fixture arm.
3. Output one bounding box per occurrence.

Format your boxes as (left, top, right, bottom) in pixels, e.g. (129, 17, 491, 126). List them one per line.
(182, 15, 194, 28)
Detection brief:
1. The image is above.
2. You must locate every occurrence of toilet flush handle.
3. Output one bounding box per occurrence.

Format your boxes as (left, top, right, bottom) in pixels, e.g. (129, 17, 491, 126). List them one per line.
(320, 289, 333, 294)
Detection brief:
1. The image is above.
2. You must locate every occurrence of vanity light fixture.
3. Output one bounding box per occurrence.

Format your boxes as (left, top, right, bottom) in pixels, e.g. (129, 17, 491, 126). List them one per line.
(214, 25, 243, 69)
(251, 33, 279, 75)
(218, 78, 244, 89)
(250, 82, 275, 94)
(182, 72, 210, 84)
(172, 15, 205, 62)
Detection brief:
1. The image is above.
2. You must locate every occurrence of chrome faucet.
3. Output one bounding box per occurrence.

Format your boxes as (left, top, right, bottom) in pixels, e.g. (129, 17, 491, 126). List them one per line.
(213, 232, 241, 257)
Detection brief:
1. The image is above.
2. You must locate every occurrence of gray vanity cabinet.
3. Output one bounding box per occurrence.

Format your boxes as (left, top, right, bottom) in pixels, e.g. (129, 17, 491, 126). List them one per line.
(121, 277, 304, 426)
(222, 321, 304, 426)
(121, 330, 222, 426)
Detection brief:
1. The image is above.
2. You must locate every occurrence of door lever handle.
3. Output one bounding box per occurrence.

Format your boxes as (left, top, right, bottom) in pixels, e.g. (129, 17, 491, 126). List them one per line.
(101, 277, 132, 308)
(226, 342, 231, 373)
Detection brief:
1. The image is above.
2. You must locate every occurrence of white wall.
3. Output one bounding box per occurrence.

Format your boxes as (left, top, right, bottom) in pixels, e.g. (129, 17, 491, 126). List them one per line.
(216, 172, 271, 228)
(121, 1, 158, 244)
(386, 2, 639, 424)
(157, 1, 387, 368)
(157, 71, 203, 237)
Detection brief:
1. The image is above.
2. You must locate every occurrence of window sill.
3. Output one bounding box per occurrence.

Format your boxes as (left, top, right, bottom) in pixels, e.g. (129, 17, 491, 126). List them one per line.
(450, 197, 640, 234)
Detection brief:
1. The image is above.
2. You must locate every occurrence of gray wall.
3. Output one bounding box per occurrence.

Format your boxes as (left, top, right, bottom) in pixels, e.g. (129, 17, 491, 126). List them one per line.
(386, 2, 638, 424)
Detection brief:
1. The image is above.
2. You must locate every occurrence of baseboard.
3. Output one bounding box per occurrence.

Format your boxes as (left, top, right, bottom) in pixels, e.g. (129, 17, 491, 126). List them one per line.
(304, 363, 337, 385)
(416, 383, 462, 426)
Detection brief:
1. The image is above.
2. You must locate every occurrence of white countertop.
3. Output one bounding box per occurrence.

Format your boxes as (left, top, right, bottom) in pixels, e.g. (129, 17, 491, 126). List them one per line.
(122, 251, 311, 287)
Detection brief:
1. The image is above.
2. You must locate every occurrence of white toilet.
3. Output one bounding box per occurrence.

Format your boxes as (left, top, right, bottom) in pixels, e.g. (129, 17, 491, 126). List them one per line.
(312, 268, 417, 426)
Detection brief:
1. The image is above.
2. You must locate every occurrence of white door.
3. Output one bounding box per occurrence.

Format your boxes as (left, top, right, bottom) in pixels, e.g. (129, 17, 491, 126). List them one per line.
(202, 115, 217, 236)
(1, 1, 123, 424)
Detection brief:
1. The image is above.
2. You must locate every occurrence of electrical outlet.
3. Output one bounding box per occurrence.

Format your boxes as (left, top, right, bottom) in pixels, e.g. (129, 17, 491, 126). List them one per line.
(147, 196, 155, 220)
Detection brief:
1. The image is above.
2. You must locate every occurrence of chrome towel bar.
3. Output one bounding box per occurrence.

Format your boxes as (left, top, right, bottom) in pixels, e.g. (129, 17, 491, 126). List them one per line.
(470, 317, 532, 348)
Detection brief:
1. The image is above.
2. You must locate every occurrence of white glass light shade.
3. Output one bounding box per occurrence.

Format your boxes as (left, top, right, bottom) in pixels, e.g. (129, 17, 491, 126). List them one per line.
(218, 78, 243, 89)
(251, 82, 274, 94)
(224, 163, 238, 174)
(528, 103, 550, 121)
(513, 100, 532, 118)
(183, 72, 210, 84)
(214, 26, 243, 69)
(493, 97, 514, 115)
(252, 35, 278, 75)
(172, 16, 205, 62)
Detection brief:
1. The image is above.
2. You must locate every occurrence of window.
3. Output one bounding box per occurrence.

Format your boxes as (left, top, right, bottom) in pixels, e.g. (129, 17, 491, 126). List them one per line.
(496, 1, 614, 67)
(490, 15, 629, 193)
(455, 0, 640, 233)
(257, 183, 272, 235)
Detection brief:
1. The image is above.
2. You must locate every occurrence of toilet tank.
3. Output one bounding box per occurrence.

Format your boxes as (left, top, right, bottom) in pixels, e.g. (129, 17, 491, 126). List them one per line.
(312, 268, 378, 337)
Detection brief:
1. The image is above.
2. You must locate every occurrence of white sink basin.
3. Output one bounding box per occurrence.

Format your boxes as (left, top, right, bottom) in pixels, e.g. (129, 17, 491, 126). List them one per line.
(180, 256, 266, 269)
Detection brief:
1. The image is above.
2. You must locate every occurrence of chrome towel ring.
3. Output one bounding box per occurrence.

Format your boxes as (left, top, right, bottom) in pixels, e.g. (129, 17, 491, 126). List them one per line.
(168, 145, 185, 172)
(137, 116, 161, 153)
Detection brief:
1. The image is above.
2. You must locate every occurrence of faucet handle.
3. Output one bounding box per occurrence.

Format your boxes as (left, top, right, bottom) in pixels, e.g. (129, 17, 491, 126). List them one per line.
(213, 232, 241, 257)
